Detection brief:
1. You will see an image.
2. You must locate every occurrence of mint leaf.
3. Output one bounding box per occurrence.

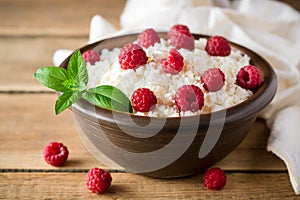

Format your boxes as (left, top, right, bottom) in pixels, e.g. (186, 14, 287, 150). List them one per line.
(83, 85, 133, 113)
(67, 50, 88, 86)
(62, 79, 76, 90)
(55, 90, 84, 115)
(34, 50, 133, 115)
(34, 67, 69, 92)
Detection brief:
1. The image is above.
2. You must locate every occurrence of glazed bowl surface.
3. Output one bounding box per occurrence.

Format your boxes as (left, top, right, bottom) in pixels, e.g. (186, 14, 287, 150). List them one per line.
(60, 33, 277, 178)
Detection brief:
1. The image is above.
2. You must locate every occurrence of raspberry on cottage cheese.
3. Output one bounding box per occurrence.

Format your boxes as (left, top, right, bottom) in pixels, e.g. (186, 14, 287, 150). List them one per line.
(86, 28, 259, 117)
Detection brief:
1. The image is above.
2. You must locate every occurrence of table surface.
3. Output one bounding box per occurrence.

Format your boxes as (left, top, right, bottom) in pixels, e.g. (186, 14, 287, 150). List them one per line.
(1, 0, 299, 199)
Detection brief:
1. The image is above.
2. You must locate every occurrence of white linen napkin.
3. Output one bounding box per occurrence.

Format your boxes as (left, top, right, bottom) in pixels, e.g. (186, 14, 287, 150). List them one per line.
(52, 0, 300, 194)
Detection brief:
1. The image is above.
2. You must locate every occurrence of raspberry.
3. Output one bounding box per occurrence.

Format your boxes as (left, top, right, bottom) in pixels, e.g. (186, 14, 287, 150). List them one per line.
(203, 167, 227, 190)
(201, 68, 225, 92)
(205, 36, 231, 56)
(236, 65, 263, 89)
(170, 33, 195, 51)
(86, 168, 112, 194)
(118, 43, 148, 70)
(175, 85, 204, 112)
(161, 48, 184, 74)
(43, 142, 69, 167)
(168, 24, 192, 38)
(137, 28, 160, 48)
(131, 88, 157, 112)
(82, 50, 100, 65)
(168, 24, 195, 51)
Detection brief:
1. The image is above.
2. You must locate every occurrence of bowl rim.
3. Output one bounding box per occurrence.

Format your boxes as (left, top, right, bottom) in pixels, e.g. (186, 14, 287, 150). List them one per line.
(60, 33, 278, 124)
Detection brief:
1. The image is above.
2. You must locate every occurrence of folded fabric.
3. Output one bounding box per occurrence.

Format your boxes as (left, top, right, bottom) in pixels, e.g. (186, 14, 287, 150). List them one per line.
(52, 0, 300, 194)
(267, 105, 300, 194)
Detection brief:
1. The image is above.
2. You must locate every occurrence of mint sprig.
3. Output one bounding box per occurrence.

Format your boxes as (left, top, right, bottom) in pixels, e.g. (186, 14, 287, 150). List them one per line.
(34, 67, 69, 92)
(84, 85, 133, 113)
(34, 50, 133, 115)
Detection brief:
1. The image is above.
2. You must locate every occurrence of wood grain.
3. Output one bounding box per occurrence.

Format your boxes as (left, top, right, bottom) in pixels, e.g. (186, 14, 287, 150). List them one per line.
(0, 93, 284, 170)
(0, 93, 105, 170)
(0, 0, 297, 38)
(0, 38, 87, 92)
(0, 172, 296, 199)
(0, 0, 125, 36)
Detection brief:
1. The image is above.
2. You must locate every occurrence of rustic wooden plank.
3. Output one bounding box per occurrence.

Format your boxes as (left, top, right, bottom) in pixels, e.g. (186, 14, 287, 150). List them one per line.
(0, 172, 296, 199)
(0, 0, 297, 38)
(0, 37, 87, 91)
(0, 0, 125, 36)
(0, 93, 285, 170)
(0, 93, 106, 170)
(0, 0, 125, 92)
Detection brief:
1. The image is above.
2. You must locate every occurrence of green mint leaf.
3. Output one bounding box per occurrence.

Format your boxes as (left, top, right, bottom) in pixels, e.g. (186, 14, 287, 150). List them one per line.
(55, 90, 84, 115)
(62, 79, 76, 90)
(67, 50, 88, 86)
(35, 50, 132, 115)
(83, 85, 133, 113)
(34, 67, 69, 92)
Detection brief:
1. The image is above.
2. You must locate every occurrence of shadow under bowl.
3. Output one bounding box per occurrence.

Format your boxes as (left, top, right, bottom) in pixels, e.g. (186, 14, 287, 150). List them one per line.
(60, 33, 277, 178)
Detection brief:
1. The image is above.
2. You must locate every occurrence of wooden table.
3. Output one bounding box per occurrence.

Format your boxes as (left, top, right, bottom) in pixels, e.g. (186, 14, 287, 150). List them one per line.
(1, 0, 299, 199)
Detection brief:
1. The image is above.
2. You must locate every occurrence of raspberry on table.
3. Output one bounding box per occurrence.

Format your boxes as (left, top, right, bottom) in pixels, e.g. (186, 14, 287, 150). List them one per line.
(118, 43, 148, 70)
(82, 50, 100, 65)
(203, 167, 227, 190)
(137, 28, 160, 48)
(236, 65, 263, 89)
(201, 68, 225, 92)
(205, 36, 231, 56)
(161, 48, 184, 74)
(168, 24, 195, 51)
(131, 88, 157, 112)
(43, 142, 69, 167)
(86, 168, 112, 194)
(175, 85, 204, 112)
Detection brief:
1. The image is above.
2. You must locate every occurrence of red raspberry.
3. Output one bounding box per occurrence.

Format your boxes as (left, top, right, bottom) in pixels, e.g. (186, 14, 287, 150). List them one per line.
(203, 167, 227, 190)
(168, 24, 192, 38)
(82, 50, 100, 65)
(43, 142, 69, 167)
(119, 43, 148, 70)
(205, 36, 231, 56)
(236, 65, 263, 89)
(175, 85, 204, 112)
(86, 168, 112, 194)
(137, 28, 160, 48)
(201, 68, 225, 92)
(161, 48, 184, 74)
(170, 33, 195, 51)
(131, 88, 157, 112)
(168, 24, 195, 51)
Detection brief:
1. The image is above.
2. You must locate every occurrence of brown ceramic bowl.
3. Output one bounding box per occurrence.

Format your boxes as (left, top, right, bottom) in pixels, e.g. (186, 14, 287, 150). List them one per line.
(60, 33, 277, 178)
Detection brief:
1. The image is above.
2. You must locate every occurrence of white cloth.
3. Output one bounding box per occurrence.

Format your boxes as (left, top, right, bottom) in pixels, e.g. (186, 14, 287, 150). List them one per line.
(267, 105, 300, 194)
(53, 0, 300, 194)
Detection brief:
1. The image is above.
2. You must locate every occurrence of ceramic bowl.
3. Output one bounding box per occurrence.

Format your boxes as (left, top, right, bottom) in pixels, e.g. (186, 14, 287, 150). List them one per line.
(59, 33, 277, 178)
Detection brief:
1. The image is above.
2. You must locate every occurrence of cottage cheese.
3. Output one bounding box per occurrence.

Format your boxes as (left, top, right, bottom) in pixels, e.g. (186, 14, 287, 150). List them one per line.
(86, 38, 253, 117)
